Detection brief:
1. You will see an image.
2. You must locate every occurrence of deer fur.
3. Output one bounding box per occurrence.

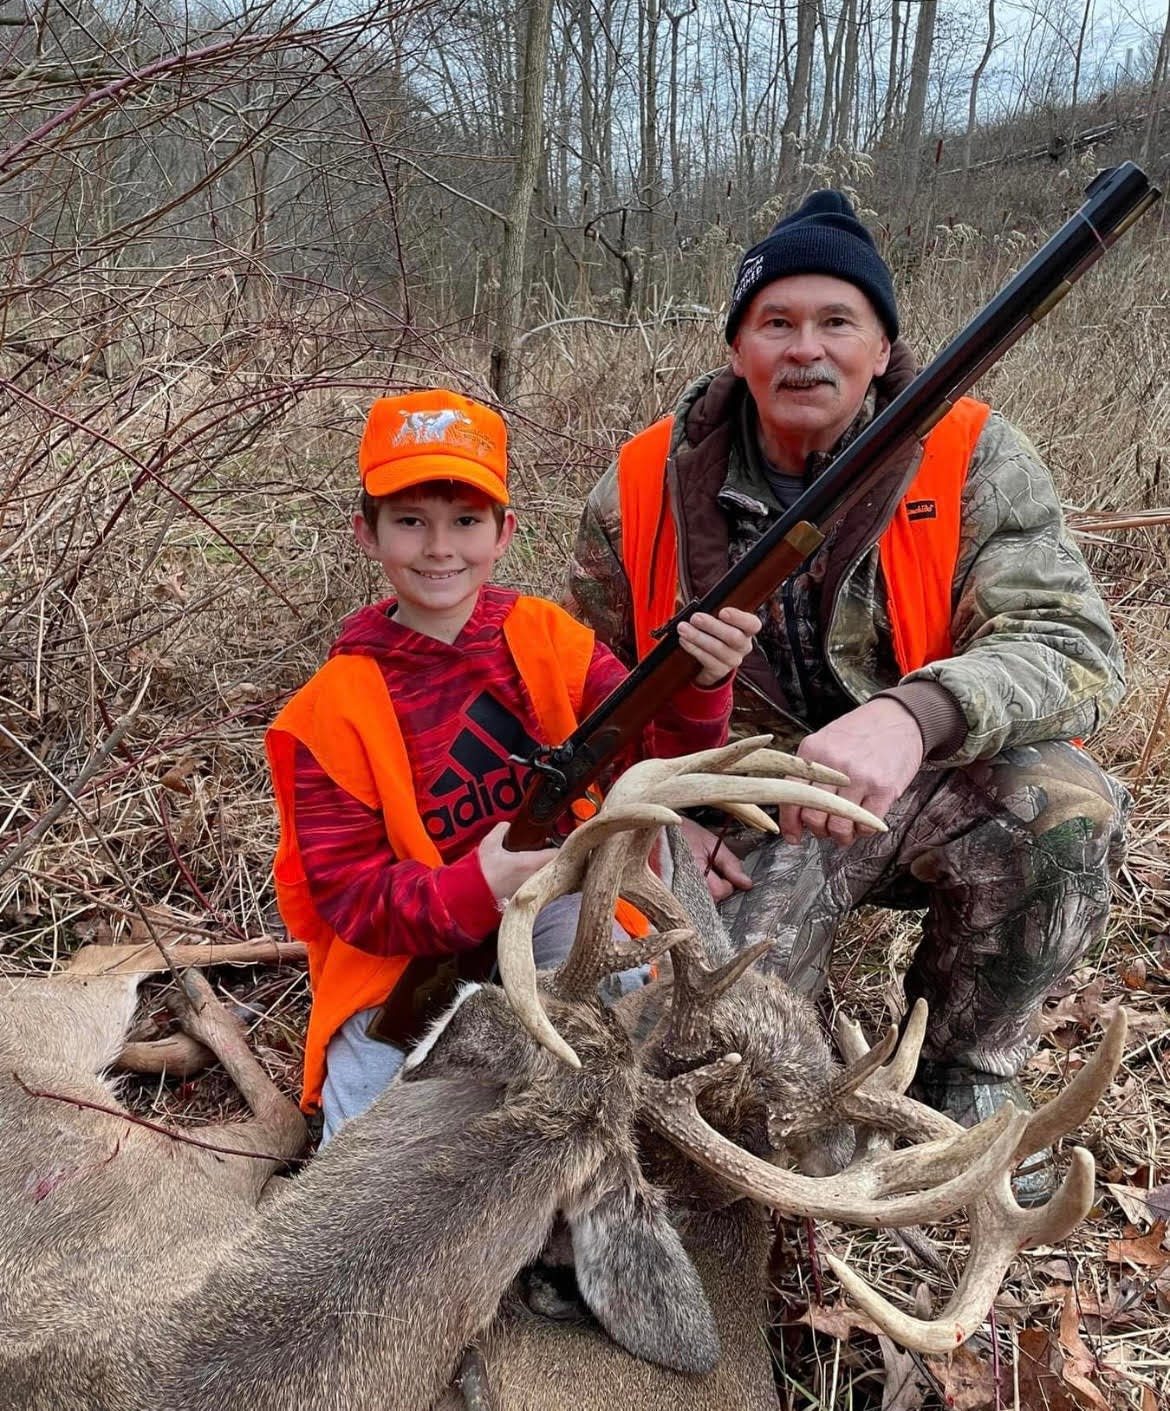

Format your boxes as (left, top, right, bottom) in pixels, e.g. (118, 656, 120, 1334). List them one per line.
(433, 828, 852, 1411)
(0, 966, 719, 1411)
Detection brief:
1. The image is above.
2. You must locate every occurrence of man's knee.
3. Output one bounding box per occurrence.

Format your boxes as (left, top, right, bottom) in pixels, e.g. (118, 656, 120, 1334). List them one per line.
(962, 740, 1128, 865)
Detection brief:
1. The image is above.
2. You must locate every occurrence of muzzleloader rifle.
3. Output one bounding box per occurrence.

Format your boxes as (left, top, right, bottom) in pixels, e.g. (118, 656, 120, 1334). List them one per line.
(366, 162, 1159, 1049)
(501, 160, 1161, 852)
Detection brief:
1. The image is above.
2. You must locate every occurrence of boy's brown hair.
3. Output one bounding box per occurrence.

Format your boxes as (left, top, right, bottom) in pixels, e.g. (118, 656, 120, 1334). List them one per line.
(359, 480, 509, 533)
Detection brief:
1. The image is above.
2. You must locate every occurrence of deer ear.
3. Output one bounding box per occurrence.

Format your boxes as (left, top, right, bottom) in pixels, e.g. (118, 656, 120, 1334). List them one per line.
(569, 1180, 720, 1374)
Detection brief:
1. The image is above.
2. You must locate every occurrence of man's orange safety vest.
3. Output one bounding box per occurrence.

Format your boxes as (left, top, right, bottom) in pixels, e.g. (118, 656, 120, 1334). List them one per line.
(267, 596, 639, 1112)
(617, 397, 992, 675)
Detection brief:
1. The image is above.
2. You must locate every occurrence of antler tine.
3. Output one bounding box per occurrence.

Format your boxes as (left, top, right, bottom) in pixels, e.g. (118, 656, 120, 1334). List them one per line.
(663, 935, 776, 1062)
(602, 737, 776, 808)
(555, 820, 663, 999)
(767, 1026, 900, 1150)
(725, 747, 850, 788)
(1013, 1007, 1126, 1160)
(822, 1149, 1098, 1354)
(498, 803, 681, 1068)
(622, 870, 694, 934)
(639, 774, 887, 834)
(641, 1065, 1029, 1224)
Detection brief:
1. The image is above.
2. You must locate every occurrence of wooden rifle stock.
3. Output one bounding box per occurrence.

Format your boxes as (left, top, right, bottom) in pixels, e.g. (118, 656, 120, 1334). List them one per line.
(499, 161, 1160, 853)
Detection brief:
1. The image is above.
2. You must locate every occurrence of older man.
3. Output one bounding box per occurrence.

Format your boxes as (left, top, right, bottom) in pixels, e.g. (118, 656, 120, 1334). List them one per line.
(566, 191, 1127, 1197)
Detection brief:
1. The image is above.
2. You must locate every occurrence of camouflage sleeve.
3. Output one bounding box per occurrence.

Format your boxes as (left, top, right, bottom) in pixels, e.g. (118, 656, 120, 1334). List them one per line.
(562, 458, 639, 670)
(904, 413, 1125, 764)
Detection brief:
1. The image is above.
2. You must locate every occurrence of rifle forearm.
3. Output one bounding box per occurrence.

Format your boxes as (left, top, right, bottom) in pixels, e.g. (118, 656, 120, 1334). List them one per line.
(503, 528, 820, 851)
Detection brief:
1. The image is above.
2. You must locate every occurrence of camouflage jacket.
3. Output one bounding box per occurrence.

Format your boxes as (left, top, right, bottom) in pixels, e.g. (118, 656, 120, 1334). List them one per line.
(565, 351, 1125, 766)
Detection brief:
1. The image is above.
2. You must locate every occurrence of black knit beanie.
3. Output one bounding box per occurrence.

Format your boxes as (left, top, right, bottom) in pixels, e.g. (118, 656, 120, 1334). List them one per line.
(725, 190, 898, 343)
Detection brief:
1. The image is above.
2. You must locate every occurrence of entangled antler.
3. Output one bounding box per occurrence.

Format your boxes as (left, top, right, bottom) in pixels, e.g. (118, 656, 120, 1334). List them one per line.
(815, 1001, 1128, 1351)
(497, 738, 885, 1067)
(639, 1000, 1126, 1353)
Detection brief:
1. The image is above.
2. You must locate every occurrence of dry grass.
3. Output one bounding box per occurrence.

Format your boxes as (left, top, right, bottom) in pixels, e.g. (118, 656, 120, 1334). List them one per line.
(2, 210, 1168, 1409)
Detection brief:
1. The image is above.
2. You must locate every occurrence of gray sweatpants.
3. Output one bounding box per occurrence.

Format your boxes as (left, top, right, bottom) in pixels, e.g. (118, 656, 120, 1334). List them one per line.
(320, 893, 645, 1144)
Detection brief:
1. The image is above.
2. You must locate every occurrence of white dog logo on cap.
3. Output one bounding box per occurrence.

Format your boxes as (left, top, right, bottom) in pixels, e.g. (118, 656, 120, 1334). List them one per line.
(393, 409, 472, 445)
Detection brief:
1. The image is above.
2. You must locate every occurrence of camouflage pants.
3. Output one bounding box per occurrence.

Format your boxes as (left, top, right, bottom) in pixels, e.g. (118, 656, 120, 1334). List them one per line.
(719, 741, 1129, 1078)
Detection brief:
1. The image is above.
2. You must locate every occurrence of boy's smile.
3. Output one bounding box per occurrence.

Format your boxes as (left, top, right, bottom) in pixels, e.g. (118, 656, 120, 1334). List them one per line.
(353, 492, 516, 643)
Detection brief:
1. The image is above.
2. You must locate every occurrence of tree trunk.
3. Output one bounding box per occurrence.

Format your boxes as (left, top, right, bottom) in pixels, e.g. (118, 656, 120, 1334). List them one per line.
(833, 0, 858, 153)
(779, 0, 816, 185)
(1142, 1, 1170, 167)
(880, 0, 903, 146)
(491, 0, 555, 402)
(898, 0, 936, 212)
(963, 0, 996, 172)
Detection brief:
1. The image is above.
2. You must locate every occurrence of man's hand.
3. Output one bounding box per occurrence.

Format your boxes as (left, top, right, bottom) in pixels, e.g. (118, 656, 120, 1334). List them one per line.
(779, 697, 925, 847)
(677, 606, 761, 687)
(678, 816, 754, 902)
(477, 822, 558, 903)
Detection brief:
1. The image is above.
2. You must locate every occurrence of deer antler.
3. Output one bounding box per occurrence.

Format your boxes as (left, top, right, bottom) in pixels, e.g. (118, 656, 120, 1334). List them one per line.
(813, 1003, 1128, 1351)
(644, 1004, 1126, 1353)
(497, 740, 885, 1067)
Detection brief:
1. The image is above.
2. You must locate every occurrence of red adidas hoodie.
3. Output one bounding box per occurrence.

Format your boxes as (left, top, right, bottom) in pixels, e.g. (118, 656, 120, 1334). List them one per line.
(291, 585, 732, 960)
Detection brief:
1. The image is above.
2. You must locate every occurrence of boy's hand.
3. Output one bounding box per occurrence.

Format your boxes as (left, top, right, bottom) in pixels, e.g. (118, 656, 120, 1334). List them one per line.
(677, 607, 761, 687)
(477, 821, 559, 905)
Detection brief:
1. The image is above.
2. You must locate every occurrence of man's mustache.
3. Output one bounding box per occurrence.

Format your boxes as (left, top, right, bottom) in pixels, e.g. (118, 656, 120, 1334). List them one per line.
(774, 367, 839, 390)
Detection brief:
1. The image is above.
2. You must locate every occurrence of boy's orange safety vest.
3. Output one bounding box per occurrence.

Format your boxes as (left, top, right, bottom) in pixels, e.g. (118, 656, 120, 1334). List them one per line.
(618, 397, 991, 674)
(267, 596, 638, 1112)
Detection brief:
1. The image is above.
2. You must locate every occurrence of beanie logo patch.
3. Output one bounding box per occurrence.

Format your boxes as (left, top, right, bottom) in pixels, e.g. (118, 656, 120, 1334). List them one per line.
(906, 499, 937, 522)
(730, 252, 765, 314)
(393, 409, 473, 446)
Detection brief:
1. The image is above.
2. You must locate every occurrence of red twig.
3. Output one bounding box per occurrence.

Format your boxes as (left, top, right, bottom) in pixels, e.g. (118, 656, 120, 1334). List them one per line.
(702, 815, 735, 879)
(802, 1214, 824, 1304)
(13, 1073, 301, 1165)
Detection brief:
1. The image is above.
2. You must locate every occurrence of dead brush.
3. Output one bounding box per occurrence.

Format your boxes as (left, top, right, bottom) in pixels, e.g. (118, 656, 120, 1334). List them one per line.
(3, 216, 1169, 1410)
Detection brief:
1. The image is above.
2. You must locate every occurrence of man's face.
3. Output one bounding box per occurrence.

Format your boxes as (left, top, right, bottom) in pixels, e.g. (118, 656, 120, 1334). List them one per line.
(730, 273, 891, 463)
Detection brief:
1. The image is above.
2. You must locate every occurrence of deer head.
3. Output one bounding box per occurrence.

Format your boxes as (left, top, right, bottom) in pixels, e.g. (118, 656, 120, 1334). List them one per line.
(493, 737, 1126, 1355)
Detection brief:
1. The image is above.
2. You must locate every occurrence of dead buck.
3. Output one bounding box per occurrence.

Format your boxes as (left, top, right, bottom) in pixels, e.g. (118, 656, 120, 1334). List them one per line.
(0, 741, 1124, 1411)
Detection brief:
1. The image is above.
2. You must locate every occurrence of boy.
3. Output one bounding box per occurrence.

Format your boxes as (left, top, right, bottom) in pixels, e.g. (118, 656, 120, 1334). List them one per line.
(267, 389, 759, 1141)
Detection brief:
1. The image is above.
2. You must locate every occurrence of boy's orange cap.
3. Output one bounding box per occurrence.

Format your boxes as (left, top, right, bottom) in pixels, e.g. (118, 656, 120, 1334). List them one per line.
(358, 390, 509, 505)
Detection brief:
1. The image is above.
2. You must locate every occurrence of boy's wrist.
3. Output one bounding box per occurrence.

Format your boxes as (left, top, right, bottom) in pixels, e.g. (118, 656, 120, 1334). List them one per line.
(435, 850, 501, 942)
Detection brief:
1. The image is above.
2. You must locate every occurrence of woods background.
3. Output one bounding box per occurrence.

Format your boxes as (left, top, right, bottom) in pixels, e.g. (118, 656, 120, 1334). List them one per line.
(2, 2, 1170, 1405)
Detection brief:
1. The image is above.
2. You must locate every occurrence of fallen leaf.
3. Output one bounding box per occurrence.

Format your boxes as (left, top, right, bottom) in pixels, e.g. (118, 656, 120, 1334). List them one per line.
(799, 1302, 882, 1340)
(1104, 1182, 1161, 1229)
(1017, 1327, 1080, 1411)
(1057, 1289, 1110, 1410)
(1118, 956, 1146, 989)
(159, 756, 201, 794)
(1106, 1220, 1170, 1270)
(927, 1343, 998, 1410)
(877, 1333, 929, 1411)
(1147, 1184, 1170, 1221)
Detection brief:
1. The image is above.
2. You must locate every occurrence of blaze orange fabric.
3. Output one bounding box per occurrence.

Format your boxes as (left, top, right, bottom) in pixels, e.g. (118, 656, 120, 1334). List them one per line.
(617, 398, 991, 676)
(267, 595, 639, 1113)
(617, 417, 677, 660)
(877, 398, 991, 672)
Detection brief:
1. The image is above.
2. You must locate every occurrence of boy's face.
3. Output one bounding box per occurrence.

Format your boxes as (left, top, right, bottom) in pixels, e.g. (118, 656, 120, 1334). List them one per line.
(353, 491, 516, 641)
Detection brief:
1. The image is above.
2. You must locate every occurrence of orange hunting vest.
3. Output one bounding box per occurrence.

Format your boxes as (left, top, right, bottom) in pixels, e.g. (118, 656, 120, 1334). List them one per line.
(618, 397, 992, 674)
(267, 596, 640, 1113)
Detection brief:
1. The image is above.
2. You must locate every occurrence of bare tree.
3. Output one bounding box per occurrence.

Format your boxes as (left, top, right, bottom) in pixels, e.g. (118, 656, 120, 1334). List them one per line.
(898, 0, 937, 211)
(1143, 1, 1170, 166)
(491, 0, 556, 400)
(963, 0, 997, 171)
(779, 0, 817, 185)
